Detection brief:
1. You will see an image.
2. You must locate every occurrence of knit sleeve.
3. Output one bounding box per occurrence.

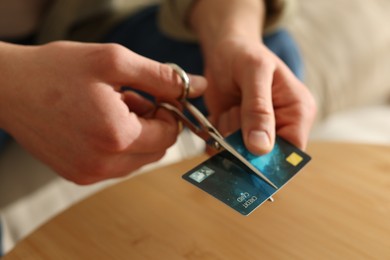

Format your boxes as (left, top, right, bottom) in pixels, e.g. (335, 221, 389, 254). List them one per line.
(157, 0, 296, 42)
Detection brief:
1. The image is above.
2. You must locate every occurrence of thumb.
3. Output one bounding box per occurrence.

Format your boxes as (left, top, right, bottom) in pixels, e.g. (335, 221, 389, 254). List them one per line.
(240, 66, 275, 155)
(108, 49, 207, 100)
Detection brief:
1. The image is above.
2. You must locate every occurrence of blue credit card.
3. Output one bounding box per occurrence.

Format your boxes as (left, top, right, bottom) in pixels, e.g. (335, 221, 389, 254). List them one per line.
(182, 130, 311, 216)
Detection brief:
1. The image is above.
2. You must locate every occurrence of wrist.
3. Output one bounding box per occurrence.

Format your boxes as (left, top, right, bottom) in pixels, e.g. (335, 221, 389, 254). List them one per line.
(0, 41, 12, 128)
(189, 0, 265, 51)
(0, 42, 36, 129)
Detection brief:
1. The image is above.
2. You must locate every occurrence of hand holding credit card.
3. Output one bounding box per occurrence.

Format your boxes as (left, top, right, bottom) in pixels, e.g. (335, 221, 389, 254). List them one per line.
(182, 131, 311, 215)
(160, 63, 311, 216)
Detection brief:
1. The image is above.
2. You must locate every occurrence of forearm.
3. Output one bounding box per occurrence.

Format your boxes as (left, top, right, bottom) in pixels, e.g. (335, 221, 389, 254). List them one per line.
(189, 0, 265, 52)
(0, 41, 22, 129)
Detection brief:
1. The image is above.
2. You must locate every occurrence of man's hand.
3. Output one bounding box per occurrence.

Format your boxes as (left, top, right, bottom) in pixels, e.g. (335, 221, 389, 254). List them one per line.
(203, 37, 316, 154)
(190, 0, 316, 155)
(0, 41, 207, 184)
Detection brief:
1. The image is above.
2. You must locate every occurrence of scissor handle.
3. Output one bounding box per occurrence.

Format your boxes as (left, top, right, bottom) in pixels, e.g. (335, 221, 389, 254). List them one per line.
(166, 63, 190, 101)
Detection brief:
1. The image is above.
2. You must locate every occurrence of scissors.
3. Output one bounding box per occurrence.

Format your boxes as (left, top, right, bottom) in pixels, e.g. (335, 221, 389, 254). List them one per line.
(159, 63, 278, 190)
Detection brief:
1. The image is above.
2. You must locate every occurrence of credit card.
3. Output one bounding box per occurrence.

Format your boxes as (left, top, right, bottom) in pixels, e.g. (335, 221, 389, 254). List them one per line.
(182, 130, 311, 216)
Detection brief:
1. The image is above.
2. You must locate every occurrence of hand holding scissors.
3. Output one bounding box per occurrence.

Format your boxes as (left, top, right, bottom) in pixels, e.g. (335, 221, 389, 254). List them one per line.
(159, 64, 278, 189)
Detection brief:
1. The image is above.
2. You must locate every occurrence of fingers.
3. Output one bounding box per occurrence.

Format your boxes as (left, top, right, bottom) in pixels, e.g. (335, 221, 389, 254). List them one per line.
(239, 61, 276, 155)
(98, 44, 207, 100)
(272, 60, 317, 150)
(236, 47, 315, 154)
(125, 60, 206, 99)
(213, 106, 241, 137)
(68, 108, 179, 185)
(125, 107, 179, 153)
(121, 90, 155, 116)
(275, 108, 311, 150)
(112, 151, 166, 178)
(70, 151, 167, 185)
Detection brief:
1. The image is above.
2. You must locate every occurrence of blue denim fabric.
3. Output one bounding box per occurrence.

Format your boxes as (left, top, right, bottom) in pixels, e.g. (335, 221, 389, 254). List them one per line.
(103, 5, 304, 117)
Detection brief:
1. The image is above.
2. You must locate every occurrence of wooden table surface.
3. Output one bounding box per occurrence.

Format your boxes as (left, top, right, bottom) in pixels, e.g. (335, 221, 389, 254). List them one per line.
(4, 142, 390, 259)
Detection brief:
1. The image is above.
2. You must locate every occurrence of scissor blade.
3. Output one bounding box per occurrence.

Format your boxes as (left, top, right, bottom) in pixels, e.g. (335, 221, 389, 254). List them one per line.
(209, 132, 278, 190)
(183, 101, 224, 139)
(158, 103, 198, 133)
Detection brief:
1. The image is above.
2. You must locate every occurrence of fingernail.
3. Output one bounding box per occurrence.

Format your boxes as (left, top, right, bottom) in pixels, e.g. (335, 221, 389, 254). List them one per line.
(248, 130, 270, 148)
(188, 75, 207, 97)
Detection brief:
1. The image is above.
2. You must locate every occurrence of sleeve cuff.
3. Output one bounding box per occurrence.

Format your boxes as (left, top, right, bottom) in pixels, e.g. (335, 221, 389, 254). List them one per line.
(158, 0, 296, 42)
(158, 0, 198, 42)
(263, 0, 296, 35)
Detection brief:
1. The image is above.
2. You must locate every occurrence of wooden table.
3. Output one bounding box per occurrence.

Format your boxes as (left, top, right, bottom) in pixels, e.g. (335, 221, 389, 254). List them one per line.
(4, 142, 390, 259)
